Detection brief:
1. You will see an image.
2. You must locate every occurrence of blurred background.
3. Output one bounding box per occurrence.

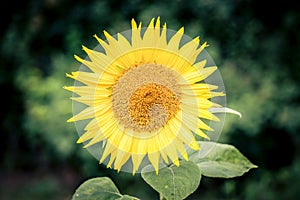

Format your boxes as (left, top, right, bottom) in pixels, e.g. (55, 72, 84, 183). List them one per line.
(1, 0, 299, 199)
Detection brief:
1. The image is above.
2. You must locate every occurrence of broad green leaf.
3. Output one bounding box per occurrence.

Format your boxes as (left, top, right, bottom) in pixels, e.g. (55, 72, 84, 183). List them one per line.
(190, 141, 257, 178)
(141, 161, 201, 200)
(72, 177, 122, 200)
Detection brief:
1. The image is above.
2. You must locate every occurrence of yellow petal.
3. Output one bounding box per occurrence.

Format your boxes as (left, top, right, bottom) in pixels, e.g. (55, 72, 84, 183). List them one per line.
(72, 92, 110, 107)
(180, 150, 188, 161)
(131, 153, 145, 175)
(155, 16, 160, 29)
(77, 129, 98, 143)
(174, 140, 188, 161)
(80, 46, 114, 73)
(94, 102, 112, 118)
(160, 150, 169, 164)
(67, 106, 97, 122)
(181, 82, 218, 91)
(181, 110, 213, 131)
(180, 84, 218, 97)
(155, 49, 178, 68)
(84, 118, 99, 131)
(180, 66, 217, 84)
(115, 33, 135, 67)
(200, 91, 226, 99)
(66, 71, 100, 86)
(181, 96, 213, 109)
(63, 86, 97, 96)
(83, 119, 117, 148)
(103, 31, 132, 65)
(192, 59, 207, 69)
(178, 36, 200, 64)
(141, 48, 156, 63)
(74, 54, 115, 76)
(97, 72, 118, 85)
(156, 22, 167, 49)
(147, 137, 159, 154)
(148, 151, 160, 174)
(136, 137, 148, 155)
(198, 42, 209, 53)
(170, 57, 192, 74)
(98, 116, 119, 137)
(131, 18, 143, 49)
(181, 102, 219, 121)
(194, 128, 210, 140)
(83, 130, 107, 148)
(106, 125, 124, 149)
(107, 150, 117, 168)
(197, 119, 214, 131)
(117, 134, 132, 152)
(199, 109, 220, 121)
(169, 116, 199, 150)
(157, 127, 175, 151)
(142, 18, 155, 46)
(93, 34, 119, 60)
(181, 111, 198, 129)
(167, 27, 184, 51)
(114, 150, 131, 172)
(151, 129, 170, 164)
(117, 33, 132, 52)
(161, 142, 179, 166)
(100, 142, 116, 163)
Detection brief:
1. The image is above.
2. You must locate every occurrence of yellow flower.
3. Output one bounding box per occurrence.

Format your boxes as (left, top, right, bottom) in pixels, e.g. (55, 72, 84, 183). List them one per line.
(65, 17, 239, 174)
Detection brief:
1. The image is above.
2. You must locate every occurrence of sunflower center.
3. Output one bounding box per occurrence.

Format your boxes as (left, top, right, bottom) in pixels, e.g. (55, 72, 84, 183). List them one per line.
(129, 83, 180, 128)
(112, 63, 181, 133)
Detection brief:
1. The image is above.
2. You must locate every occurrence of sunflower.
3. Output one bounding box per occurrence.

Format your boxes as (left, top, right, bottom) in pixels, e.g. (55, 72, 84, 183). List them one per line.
(65, 17, 240, 174)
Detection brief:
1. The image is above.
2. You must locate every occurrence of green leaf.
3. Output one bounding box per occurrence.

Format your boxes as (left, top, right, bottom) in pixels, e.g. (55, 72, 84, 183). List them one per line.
(72, 177, 122, 200)
(190, 141, 257, 178)
(141, 161, 201, 200)
(72, 177, 140, 200)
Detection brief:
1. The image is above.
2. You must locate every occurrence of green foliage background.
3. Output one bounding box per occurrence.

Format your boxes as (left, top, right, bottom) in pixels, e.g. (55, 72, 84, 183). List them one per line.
(1, 0, 299, 199)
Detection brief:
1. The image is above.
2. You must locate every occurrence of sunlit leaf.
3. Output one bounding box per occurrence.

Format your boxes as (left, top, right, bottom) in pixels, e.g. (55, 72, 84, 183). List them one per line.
(72, 177, 139, 200)
(190, 141, 257, 178)
(141, 161, 201, 200)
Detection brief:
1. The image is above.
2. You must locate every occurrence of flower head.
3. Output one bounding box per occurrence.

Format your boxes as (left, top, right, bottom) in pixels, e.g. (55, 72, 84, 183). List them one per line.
(65, 17, 239, 174)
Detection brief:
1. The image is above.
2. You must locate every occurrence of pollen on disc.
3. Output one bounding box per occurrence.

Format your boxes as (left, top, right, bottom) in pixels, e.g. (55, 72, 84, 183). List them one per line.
(111, 64, 181, 133)
(129, 83, 180, 131)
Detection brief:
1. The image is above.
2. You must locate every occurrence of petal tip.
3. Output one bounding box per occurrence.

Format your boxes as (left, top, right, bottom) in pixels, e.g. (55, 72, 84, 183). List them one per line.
(63, 86, 72, 91)
(179, 27, 184, 34)
(76, 138, 83, 144)
(67, 117, 74, 123)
